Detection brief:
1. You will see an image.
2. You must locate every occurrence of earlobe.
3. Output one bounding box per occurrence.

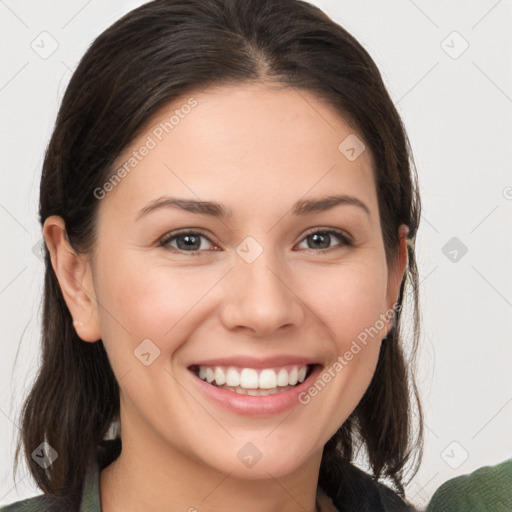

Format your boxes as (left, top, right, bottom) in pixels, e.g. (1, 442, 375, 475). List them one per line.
(42, 215, 101, 342)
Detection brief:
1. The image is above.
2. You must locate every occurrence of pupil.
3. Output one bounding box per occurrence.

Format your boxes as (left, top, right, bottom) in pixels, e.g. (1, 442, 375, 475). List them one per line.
(178, 234, 200, 250)
(309, 233, 329, 249)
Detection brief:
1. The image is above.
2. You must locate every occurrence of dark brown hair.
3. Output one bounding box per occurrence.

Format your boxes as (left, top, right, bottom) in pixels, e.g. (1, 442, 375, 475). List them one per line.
(15, 0, 422, 507)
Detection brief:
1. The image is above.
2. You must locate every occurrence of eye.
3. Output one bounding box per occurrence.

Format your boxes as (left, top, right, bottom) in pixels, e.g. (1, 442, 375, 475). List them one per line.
(296, 228, 352, 253)
(158, 230, 217, 254)
(158, 228, 352, 255)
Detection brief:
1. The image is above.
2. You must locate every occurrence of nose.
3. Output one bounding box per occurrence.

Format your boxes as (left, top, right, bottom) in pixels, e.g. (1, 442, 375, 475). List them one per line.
(219, 250, 304, 338)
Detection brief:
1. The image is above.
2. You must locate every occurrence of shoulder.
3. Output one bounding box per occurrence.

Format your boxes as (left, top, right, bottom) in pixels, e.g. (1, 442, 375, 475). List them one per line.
(321, 458, 416, 511)
(1, 439, 120, 512)
(0, 495, 53, 512)
(0, 482, 88, 512)
(1, 494, 78, 512)
(427, 458, 512, 512)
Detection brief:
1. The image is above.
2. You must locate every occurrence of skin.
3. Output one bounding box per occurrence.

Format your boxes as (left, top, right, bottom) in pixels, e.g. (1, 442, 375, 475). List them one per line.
(44, 81, 408, 512)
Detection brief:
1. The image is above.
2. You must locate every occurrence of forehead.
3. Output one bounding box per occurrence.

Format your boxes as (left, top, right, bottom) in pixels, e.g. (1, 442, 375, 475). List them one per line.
(100, 81, 378, 224)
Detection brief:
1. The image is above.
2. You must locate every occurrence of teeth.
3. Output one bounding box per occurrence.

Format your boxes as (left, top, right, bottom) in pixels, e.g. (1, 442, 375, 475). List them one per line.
(205, 367, 215, 384)
(240, 368, 259, 389)
(221, 385, 295, 396)
(259, 369, 277, 389)
(226, 367, 240, 386)
(276, 367, 289, 386)
(194, 364, 311, 390)
(214, 367, 226, 386)
(288, 366, 298, 385)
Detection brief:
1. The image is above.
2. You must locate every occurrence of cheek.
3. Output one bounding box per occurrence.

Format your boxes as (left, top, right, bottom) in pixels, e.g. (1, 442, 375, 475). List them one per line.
(93, 253, 220, 357)
(292, 262, 387, 434)
(92, 256, 212, 414)
(298, 259, 389, 346)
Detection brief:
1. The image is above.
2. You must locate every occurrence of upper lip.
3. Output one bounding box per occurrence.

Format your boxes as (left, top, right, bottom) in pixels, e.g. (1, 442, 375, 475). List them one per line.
(187, 355, 321, 369)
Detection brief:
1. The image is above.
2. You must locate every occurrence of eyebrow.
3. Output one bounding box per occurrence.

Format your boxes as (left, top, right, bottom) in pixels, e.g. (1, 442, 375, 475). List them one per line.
(135, 194, 371, 220)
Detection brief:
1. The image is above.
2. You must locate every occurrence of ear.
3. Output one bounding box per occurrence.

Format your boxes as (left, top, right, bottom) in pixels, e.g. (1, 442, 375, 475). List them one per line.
(383, 223, 409, 337)
(42, 215, 101, 342)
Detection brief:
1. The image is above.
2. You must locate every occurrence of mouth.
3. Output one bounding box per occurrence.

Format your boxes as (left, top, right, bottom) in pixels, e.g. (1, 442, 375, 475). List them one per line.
(187, 363, 319, 396)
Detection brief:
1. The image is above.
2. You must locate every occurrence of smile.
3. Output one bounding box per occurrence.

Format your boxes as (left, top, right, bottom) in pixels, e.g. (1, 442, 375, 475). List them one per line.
(189, 364, 313, 396)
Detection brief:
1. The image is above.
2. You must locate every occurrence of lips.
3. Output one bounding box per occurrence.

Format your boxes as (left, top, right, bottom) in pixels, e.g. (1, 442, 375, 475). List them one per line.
(187, 354, 322, 399)
(187, 360, 324, 415)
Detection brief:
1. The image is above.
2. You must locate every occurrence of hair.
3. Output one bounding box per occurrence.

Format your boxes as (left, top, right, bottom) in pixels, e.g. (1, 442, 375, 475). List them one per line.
(15, 0, 423, 507)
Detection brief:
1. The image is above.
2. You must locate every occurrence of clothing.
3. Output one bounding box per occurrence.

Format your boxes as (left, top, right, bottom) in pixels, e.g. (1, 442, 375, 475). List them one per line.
(1, 438, 414, 511)
(427, 458, 512, 512)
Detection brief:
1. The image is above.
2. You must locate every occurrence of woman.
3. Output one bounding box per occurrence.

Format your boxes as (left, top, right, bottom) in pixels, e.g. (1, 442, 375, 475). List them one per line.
(2, 0, 423, 510)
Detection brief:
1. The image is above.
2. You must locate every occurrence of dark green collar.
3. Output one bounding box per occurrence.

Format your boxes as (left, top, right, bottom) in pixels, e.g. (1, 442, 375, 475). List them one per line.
(79, 438, 121, 512)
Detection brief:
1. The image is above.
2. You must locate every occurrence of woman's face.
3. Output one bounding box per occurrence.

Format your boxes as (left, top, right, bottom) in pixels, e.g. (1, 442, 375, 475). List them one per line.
(63, 82, 406, 479)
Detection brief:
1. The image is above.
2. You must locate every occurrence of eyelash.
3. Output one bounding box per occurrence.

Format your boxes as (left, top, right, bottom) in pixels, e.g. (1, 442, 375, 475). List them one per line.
(158, 228, 352, 255)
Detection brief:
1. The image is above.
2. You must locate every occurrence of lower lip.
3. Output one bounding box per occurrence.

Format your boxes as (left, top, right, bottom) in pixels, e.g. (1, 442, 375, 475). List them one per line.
(189, 365, 323, 416)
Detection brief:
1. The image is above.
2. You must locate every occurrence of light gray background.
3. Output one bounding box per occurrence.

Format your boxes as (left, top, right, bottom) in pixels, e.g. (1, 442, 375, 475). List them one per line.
(1, 0, 511, 508)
